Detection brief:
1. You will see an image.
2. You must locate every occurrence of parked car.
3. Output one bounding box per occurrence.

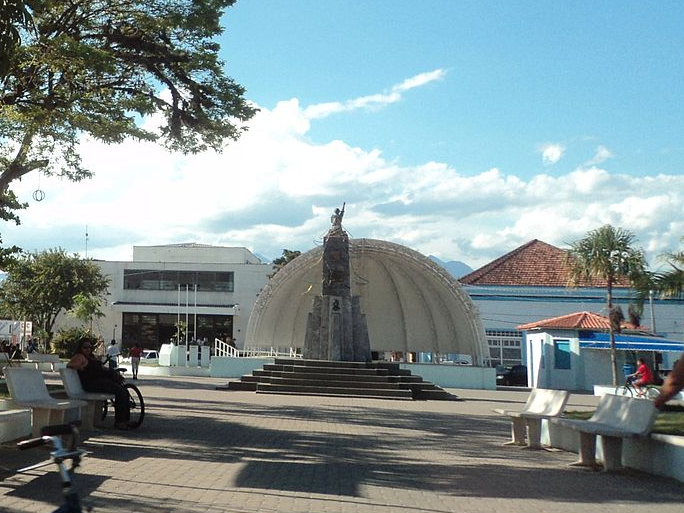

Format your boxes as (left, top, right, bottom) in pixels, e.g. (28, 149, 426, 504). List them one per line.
(141, 350, 159, 363)
(496, 365, 528, 386)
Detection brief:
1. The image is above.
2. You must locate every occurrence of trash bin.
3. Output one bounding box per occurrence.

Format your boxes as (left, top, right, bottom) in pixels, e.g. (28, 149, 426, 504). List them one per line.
(622, 363, 635, 378)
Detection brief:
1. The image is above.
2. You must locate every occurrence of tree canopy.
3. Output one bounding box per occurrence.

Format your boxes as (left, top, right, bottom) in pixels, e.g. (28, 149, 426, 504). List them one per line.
(0, 0, 256, 224)
(0, 1, 34, 76)
(0, 248, 110, 346)
(270, 249, 302, 278)
(566, 224, 648, 385)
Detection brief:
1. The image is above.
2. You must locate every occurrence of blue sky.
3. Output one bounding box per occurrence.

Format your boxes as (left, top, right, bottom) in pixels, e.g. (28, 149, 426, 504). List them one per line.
(4, 1, 684, 269)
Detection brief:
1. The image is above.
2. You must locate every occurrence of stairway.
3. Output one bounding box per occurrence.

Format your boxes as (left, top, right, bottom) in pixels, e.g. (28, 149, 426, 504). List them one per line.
(217, 358, 457, 401)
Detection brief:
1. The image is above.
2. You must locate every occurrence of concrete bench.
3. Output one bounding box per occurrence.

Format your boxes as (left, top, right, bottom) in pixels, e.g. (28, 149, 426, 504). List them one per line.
(494, 388, 570, 449)
(24, 353, 63, 372)
(59, 368, 114, 429)
(551, 393, 658, 471)
(3, 367, 87, 436)
(0, 408, 31, 445)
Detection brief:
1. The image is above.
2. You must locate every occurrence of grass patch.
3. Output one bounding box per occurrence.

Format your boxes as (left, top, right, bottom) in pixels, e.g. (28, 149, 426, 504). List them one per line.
(564, 406, 684, 436)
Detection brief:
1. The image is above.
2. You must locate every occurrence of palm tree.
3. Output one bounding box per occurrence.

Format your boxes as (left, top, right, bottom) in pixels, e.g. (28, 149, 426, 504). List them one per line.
(651, 236, 684, 311)
(566, 225, 648, 386)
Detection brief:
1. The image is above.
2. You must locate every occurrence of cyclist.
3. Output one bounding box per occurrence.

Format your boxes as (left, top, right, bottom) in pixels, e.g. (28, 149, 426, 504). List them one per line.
(627, 358, 654, 397)
(67, 337, 133, 430)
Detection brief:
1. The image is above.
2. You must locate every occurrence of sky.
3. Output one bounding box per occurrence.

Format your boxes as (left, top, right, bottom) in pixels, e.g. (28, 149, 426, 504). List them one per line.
(4, 1, 684, 270)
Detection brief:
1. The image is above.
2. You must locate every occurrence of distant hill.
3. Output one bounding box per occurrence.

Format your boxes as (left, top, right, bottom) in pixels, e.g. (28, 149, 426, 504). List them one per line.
(429, 256, 473, 279)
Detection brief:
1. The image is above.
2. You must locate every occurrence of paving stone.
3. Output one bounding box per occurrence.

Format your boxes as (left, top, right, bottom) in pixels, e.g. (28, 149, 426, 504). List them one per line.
(1, 376, 683, 512)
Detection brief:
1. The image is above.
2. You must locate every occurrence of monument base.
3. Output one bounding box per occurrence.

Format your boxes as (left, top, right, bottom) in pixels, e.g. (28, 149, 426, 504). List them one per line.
(303, 295, 371, 362)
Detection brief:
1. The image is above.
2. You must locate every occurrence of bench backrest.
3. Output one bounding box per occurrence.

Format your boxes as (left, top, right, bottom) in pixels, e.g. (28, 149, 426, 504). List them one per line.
(25, 353, 60, 363)
(524, 388, 570, 416)
(59, 368, 86, 398)
(3, 367, 53, 403)
(590, 394, 658, 436)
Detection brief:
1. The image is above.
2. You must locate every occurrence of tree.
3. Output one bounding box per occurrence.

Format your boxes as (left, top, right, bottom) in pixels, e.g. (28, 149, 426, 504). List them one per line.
(650, 237, 684, 329)
(0, 0, 34, 76)
(0, 0, 256, 225)
(0, 248, 110, 347)
(566, 225, 648, 386)
(69, 291, 105, 332)
(270, 249, 302, 278)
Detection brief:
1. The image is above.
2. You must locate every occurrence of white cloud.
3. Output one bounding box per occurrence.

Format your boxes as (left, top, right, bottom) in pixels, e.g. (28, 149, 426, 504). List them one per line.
(539, 143, 566, 165)
(4, 72, 684, 272)
(586, 145, 614, 166)
(303, 68, 447, 119)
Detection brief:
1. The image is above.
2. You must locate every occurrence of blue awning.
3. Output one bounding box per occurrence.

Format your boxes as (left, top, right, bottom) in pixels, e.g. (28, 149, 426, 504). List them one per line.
(579, 331, 684, 352)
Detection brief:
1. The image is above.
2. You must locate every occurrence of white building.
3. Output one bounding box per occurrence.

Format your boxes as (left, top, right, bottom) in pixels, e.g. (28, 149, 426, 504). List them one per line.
(90, 244, 272, 351)
(518, 311, 684, 391)
(460, 240, 684, 370)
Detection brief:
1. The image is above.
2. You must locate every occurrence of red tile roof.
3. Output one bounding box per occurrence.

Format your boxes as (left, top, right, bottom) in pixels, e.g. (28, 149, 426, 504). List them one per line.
(459, 239, 630, 288)
(517, 311, 645, 331)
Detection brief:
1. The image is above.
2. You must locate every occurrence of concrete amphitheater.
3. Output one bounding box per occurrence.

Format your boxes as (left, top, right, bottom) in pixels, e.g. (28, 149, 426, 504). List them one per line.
(245, 238, 488, 365)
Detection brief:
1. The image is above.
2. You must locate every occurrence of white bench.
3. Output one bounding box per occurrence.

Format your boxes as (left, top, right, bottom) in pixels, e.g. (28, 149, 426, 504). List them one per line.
(551, 394, 658, 471)
(494, 388, 570, 449)
(3, 367, 87, 436)
(24, 353, 63, 372)
(59, 368, 114, 429)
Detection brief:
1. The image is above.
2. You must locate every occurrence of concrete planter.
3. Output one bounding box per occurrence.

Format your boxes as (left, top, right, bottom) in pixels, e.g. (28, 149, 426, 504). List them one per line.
(0, 398, 31, 443)
(542, 418, 684, 483)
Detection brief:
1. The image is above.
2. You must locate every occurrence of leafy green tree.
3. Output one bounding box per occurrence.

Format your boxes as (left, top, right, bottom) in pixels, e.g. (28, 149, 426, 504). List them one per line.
(69, 292, 105, 332)
(52, 327, 100, 358)
(0, 0, 256, 226)
(270, 249, 302, 278)
(0, 248, 110, 347)
(650, 237, 684, 332)
(566, 225, 648, 386)
(0, 0, 34, 76)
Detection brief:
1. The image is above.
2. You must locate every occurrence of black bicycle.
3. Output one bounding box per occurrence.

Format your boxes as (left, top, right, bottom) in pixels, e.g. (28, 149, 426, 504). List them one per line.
(615, 377, 660, 399)
(101, 355, 145, 429)
(17, 422, 89, 513)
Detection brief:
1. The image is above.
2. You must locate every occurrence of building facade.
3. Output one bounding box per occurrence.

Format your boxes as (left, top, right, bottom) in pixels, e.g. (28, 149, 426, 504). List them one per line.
(460, 240, 684, 369)
(89, 244, 272, 351)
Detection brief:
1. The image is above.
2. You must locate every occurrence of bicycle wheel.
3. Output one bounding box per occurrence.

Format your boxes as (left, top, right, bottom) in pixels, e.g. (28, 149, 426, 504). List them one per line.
(125, 383, 145, 429)
(616, 383, 633, 396)
(644, 386, 660, 400)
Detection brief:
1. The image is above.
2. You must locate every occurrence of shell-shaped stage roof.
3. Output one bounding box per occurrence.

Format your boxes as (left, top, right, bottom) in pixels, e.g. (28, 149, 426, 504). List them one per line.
(246, 238, 488, 364)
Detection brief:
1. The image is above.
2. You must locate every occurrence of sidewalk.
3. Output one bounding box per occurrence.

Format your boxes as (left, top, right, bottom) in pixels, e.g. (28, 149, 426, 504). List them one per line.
(1, 376, 683, 512)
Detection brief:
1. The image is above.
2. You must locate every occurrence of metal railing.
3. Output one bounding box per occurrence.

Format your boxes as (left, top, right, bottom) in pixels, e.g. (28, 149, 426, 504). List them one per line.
(214, 339, 302, 358)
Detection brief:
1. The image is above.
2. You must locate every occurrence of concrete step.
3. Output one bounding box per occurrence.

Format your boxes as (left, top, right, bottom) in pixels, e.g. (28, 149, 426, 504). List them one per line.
(215, 381, 258, 391)
(256, 383, 413, 400)
(254, 376, 406, 390)
(263, 364, 388, 376)
(254, 370, 399, 383)
(274, 358, 372, 369)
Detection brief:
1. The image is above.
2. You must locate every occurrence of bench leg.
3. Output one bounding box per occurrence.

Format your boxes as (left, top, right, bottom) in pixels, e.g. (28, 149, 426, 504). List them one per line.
(569, 431, 600, 469)
(503, 418, 527, 446)
(31, 408, 67, 437)
(600, 436, 624, 471)
(525, 419, 543, 449)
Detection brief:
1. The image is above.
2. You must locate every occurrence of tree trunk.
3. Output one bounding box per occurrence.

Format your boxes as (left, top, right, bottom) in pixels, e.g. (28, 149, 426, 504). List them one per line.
(607, 280, 619, 386)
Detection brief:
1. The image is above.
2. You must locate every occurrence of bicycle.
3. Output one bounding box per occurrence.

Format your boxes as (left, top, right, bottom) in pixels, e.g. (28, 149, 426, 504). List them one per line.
(615, 377, 660, 399)
(17, 422, 90, 513)
(100, 355, 145, 429)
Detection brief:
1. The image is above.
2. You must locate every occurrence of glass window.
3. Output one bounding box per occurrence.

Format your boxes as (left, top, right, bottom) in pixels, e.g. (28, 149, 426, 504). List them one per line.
(554, 340, 571, 370)
(215, 272, 234, 292)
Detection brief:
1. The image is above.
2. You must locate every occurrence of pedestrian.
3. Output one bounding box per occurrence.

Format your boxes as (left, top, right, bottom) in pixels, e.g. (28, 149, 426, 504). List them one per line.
(654, 358, 684, 409)
(106, 339, 119, 369)
(26, 338, 35, 354)
(129, 342, 143, 380)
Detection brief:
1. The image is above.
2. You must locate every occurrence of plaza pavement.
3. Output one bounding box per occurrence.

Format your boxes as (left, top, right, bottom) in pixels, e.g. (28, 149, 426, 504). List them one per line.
(1, 375, 683, 513)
